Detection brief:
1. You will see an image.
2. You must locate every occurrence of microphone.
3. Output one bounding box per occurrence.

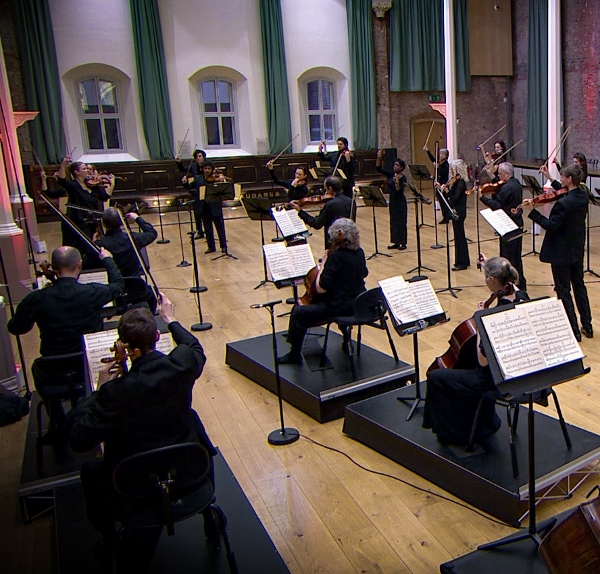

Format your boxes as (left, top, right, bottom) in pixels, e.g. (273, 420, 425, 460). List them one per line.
(402, 319, 427, 335)
(250, 300, 282, 309)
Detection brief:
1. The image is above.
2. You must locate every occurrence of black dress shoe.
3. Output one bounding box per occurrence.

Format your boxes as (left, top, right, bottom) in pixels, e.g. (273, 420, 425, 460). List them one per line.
(452, 265, 468, 271)
(195, 232, 205, 240)
(204, 247, 216, 254)
(277, 352, 302, 365)
(439, 218, 450, 224)
(581, 325, 593, 339)
(387, 244, 400, 250)
(398, 244, 407, 250)
(575, 332, 582, 342)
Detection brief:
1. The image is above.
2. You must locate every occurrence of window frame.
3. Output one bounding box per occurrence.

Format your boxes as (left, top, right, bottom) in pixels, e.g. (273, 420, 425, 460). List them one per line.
(305, 78, 337, 144)
(198, 77, 239, 149)
(75, 75, 124, 154)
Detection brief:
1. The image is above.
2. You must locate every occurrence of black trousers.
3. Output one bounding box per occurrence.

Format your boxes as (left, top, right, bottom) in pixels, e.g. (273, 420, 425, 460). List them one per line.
(202, 212, 226, 250)
(551, 259, 592, 336)
(500, 233, 526, 290)
(452, 216, 470, 267)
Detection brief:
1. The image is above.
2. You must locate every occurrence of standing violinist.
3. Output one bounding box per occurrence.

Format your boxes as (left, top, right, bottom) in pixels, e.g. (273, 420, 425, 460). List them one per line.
(197, 161, 228, 254)
(376, 149, 407, 250)
(423, 145, 450, 223)
(481, 140, 507, 180)
(266, 160, 309, 201)
(176, 149, 206, 239)
(523, 164, 592, 341)
(479, 162, 527, 290)
(290, 176, 353, 248)
(318, 137, 356, 198)
(277, 218, 368, 365)
(423, 256, 529, 446)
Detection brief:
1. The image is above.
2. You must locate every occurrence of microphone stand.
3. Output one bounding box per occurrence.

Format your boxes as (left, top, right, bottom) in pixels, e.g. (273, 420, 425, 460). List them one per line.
(250, 300, 299, 446)
(175, 197, 191, 268)
(186, 206, 210, 334)
(150, 171, 169, 244)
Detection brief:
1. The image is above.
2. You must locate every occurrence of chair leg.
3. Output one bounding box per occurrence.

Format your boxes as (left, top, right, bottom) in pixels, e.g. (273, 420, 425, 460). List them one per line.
(343, 326, 357, 380)
(210, 504, 238, 574)
(550, 390, 572, 451)
(319, 324, 332, 368)
(466, 396, 485, 452)
(507, 404, 519, 479)
(379, 304, 399, 362)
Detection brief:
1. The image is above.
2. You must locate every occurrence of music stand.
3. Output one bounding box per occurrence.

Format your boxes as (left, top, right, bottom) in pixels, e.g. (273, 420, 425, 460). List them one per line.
(241, 197, 276, 289)
(584, 186, 600, 277)
(434, 187, 460, 298)
(359, 186, 390, 260)
(475, 298, 589, 549)
(522, 175, 543, 257)
(406, 184, 435, 274)
(145, 170, 170, 244)
(174, 196, 191, 268)
(408, 163, 434, 231)
(204, 182, 237, 260)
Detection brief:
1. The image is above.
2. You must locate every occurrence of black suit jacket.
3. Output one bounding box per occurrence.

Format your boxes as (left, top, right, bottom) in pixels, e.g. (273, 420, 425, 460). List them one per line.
(528, 186, 588, 266)
(69, 322, 216, 471)
(480, 176, 523, 226)
(297, 194, 353, 248)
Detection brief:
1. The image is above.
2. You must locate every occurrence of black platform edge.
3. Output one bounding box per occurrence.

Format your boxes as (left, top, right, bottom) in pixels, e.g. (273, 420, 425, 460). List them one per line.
(343, 386, 600, 527)
(18, 392, 100, 523)
(54, 450, 291, 574)
(225, 329, 414, 423)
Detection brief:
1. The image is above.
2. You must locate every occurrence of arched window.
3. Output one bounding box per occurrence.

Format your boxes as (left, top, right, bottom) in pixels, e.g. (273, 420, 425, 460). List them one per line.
(77, 77, 123, 152)
(199, 78, 237, 147)
(306, 79, 337, 143)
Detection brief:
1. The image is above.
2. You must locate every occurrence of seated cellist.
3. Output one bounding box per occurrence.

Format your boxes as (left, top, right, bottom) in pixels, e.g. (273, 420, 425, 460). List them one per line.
(422, 256, 529, 446)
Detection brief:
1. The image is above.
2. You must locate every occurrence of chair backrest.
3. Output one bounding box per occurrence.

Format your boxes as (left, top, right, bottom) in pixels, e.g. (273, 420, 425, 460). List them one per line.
(353, 287, 385, 324)
(31, 352, 86, 395)
(113, 442, 211, 499)
(122, 276, 149, 302)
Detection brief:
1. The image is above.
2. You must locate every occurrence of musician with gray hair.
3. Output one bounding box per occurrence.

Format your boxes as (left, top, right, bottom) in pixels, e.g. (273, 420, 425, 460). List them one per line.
(277, 218, 368, 365)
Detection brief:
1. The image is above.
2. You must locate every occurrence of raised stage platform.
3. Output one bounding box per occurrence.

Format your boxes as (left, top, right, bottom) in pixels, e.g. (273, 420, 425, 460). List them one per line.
(343, 384, 600, 526)
(225, 328, 414, 422)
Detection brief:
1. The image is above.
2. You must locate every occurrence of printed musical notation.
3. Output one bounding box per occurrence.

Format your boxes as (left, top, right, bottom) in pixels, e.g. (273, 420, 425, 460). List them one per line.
(379, 276, 443, 326)
(480, 298, 583, 379)
(263, 243, 315, 282)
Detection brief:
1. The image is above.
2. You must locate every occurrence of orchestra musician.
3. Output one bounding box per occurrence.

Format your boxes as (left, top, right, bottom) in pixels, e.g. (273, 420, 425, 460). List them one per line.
(523, 164, 592, 341)
(318, 137, 356, 198)
(266, 160, 309, 201)
(7, 246, 123, 440)
(94, 207, 158, 313)
(290, 176, 353, 248)
(376, 149, 408, 250)
(435, 159, 470, 271)
(198, 161, 228, 254)
(277, 218, 368, 365)
(481, 140, 507, 179)
(478, 162, 527, 290)
(423, 144, 450, 223)
(44, 157, 115, 267)
(67, 296, 217, 567)
(176, 149, 206, 239)
(423, 256, 529, 446)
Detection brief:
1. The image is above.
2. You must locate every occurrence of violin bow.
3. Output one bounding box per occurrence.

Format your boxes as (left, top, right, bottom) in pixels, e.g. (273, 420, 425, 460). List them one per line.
(267, 134, 300, 166)
(477, 124, 506, 151)
(177, 128, 190, 157)
(423, 121, 435, 150)
(185, 143, 199, 179)
(488, 139, 524, 167)
(115, 206, 161, 300)
(39, 192, 101, 254)
(542, 125, 571, 171)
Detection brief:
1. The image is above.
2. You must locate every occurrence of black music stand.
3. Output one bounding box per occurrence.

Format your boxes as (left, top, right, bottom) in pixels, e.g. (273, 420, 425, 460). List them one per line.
(406, 184, 435, 275)
(146, 170, 170, 244)
(434, 187, 460, 298)
(408, 163, 434, 231)
(204, 182, 237, 260)
(360, 186, 390, 260)
(379, 275, 447, 421)
(475, 299, 589, 549)
(242, 197, 276, 289)
(584, 186, 600, 277)
(522, 175, 543, 257)
(174, 196, 191, 268)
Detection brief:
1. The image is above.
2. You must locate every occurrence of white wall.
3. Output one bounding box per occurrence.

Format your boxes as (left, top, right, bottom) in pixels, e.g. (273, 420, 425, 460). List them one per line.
(280, 0, 352, 153)
(49, 0, 145, 161)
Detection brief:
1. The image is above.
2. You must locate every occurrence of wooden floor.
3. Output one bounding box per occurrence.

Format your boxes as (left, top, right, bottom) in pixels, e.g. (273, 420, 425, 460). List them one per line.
(3, 192, 600, 573)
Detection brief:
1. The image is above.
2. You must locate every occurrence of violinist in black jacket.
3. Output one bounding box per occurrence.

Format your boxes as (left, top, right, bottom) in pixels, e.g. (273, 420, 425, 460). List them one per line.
(266, 160, 309, 201)
(524, 164, 592, 341)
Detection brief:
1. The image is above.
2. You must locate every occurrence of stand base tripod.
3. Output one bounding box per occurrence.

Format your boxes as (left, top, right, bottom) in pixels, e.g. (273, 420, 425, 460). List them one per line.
(156, 239, 170, 244)
(212, 250, 238, 261)
(268, 428, 300, 445)
(177, 260, 191, 267)
(192, 321, 212, 332)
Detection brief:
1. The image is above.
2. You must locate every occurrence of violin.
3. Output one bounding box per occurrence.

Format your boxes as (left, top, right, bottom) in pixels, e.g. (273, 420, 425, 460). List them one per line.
(100, 339, 132, 376)
(297, 191, 335, 207)
(470, 180, 505, 196)
(426, 284, 514, 375)
(511, 186, 569, 214)
(298, 236, 344, 305)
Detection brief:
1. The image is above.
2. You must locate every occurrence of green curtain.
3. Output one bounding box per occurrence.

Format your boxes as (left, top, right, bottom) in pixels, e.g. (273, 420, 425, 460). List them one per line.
(526, 0, 548, 160)
(389, 0, 470, 92)
(258, 0, 292, 154)
(129, 0, 174, 159)
(346, 0, 377, 149)
(11, 0, 64, 164)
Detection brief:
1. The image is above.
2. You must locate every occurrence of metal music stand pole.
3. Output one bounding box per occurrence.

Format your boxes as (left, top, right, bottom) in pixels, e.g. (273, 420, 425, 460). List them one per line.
(406, 186, 435, 275)
(361, 186, 391, 260)
(250, 300, 299, 446)
(584, 200, 599, 277)
(147, 171, 169, 244)
(435, 188, 460, 298)
(175, 197, 191, 268)
(241, 197, 276, 289)
(186, 205, 208, 296)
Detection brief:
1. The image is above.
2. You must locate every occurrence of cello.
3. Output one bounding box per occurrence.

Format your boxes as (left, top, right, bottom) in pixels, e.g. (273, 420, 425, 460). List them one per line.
(426, 284, 514, 375)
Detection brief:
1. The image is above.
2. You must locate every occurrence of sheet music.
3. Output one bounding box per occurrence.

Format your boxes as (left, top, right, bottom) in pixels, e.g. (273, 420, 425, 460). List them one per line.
(479, 208, 519, 236)
(271, 207, 307, 237)
(78, 270, 108, 285)
(480, 298, 583, 380)
(84, 328, 175, 389)
(379, 276, 443, 325)
(263, 243, 315, 282)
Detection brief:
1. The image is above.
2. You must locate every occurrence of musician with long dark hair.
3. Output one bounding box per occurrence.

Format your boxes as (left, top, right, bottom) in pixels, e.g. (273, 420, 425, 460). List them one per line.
(318, 137, 356, 198)
(376, 149, 407, 250)
(277, 218, 368, 365)
(423, 257, 529, 446)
